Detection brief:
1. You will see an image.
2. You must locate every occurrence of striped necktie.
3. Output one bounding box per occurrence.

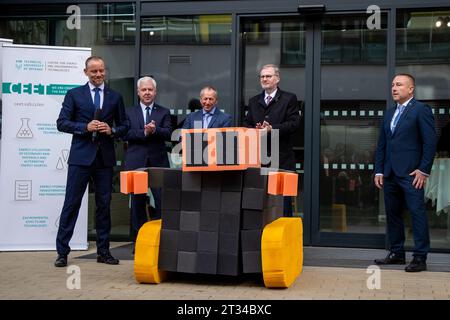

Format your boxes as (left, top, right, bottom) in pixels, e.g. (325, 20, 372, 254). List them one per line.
(391, 105, 405, 133)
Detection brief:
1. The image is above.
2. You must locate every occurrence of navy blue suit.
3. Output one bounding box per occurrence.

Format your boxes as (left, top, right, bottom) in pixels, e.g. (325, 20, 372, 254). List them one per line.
(124, 103, 172, 238)
(375, 98, 436, 257)
(56, 82, 128, 256)
(182, 108, 232, 129)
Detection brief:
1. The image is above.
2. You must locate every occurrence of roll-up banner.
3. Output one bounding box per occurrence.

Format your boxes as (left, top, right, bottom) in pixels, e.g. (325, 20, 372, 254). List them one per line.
(0, 38, 14, 159)
(0, 44, 91, 250)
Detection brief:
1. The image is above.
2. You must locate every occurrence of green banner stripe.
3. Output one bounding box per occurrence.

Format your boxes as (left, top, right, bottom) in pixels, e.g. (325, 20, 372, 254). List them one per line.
(1, 82, 80, 95)
(46, 84, 79, 95)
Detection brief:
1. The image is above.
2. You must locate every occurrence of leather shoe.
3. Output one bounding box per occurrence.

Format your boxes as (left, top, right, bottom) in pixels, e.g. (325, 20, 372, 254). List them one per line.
(54, 254, 67, 267)
(374, 252, 406, 265)
(405, 256, 427, 272)
(97, 253, 119, 265)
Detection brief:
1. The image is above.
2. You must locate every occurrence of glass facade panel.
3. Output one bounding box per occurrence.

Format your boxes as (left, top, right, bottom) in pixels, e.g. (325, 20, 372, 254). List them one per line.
(140, 15, 232, 131)
(396, 9, 450, 249)
(241, 18, 305, 216)
(319, 14, 388, 233)
(0, 3, 136, 239)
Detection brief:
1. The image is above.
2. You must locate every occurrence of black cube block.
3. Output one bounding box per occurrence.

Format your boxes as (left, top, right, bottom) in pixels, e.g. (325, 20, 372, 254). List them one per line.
(242, 188, 265, 210)
(266, 194, 283, 209)
(160, 229, 179, 251)
(200, 211, 220, 232)
(243, 167, 268, 189)
(219, 214, 240, 234)
(241, 229, 262, 251)
(178, 231, 198, 252)
(162, 168, 182, 189)
(196, 252, 217, 275)
(267, 206, 283, 221)
(201, 190, 221, 211)
(161, 210, 180, 230)
(218, 232, 240, 254)
(161, 189, 181, 211)
(146, 167, 165, 189)
(181, 191, 201, 211)
(221, 171, 243, 192)
(220, 192, 241, 215)
(217, 253, 240, 276)
(242, 251, 262, 273)
(177, 251, 197, 273)
(158, 249, 178, 272)
(242, 209, 264, 230)
(201, 172, 222, 190)
(179, 211, 200, 231)
(197, 231, 219, 252)
(182, 172, 202, 192)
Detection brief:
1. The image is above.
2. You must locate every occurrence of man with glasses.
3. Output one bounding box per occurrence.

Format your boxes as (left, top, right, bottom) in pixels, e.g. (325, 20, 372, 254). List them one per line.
(244, 64, 300, 217)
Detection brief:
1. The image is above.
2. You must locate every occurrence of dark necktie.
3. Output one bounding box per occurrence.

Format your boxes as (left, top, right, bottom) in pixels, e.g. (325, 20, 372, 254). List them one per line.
(145, 106, 151, 125)
(93, 87, 101, 109)
(265, 95, 272, 105)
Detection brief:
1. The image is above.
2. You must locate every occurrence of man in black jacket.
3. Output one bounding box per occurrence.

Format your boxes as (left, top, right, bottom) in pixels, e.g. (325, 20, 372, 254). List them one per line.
(244, 64, 300, 216)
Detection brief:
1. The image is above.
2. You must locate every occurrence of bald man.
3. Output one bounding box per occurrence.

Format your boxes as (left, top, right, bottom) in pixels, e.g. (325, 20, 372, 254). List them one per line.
(374, 73, 436, 272)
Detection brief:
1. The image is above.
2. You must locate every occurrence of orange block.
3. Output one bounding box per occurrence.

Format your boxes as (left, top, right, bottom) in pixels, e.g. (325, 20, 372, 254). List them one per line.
(120, 171, 134, 194)
(120, 171, 148, 194)
(268, 172, 298, 196)
(268, 172, 283, 195)
(133, 171, 149, 194)
(282, 173, 298, 196)
(181, 127, 261, 172)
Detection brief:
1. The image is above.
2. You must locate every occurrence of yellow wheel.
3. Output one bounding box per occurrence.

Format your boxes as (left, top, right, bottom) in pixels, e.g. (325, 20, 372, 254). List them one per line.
(134, 219, 167, 284)
(261, 217, 303, 288)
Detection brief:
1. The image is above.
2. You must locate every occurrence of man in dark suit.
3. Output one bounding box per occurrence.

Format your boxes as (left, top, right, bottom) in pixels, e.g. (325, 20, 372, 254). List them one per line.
(123, 76, 172, 242)
(374, 73, 437, 272)
(244, 64, 300, 217)
(182, 86, 232, 129)
(55, 56, 129, 267)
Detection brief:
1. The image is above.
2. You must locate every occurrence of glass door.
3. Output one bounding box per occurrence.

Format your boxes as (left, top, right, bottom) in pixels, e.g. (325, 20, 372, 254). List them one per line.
(239, 12, 390, 248)
(316, 13, 388, 246)
(240, 16, 308, 239)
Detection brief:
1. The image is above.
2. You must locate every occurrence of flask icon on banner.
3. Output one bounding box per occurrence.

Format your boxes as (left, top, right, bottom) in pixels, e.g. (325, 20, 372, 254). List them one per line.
(17, 118, 33, 138)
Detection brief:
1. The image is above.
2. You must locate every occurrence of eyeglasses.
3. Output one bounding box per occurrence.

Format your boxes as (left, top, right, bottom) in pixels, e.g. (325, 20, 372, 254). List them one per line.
(259, 74, 276, 79)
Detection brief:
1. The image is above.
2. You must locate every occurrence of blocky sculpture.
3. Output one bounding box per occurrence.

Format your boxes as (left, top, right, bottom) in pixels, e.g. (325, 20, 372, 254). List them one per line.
(121, 128, 303, 288)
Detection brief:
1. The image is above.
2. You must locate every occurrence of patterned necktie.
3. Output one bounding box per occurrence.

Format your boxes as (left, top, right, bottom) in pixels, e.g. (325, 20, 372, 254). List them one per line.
(265, 95, 272, 105)
(203, 112, 212, 128)
(145, 106, 151, 125)
(93, 87, 101, 109)
(391, 105, 405, 133)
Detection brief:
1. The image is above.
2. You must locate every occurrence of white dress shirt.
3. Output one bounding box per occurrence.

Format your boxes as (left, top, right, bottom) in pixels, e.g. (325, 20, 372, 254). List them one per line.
(390, 96, 413, 132)
(140, 101, 154, 124)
